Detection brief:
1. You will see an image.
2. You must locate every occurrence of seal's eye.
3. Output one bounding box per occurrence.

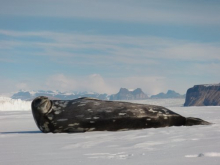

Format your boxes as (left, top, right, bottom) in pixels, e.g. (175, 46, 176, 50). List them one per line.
(34, 99, 42, 105)
(33, 98, 46, 108)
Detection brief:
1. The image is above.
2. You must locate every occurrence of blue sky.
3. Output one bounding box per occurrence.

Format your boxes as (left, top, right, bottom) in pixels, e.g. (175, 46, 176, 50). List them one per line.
(0, 0, 220, 96)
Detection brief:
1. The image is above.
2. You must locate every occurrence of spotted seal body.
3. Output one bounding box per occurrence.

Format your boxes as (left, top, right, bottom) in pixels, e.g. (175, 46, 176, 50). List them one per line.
(31, 96, 211, 133)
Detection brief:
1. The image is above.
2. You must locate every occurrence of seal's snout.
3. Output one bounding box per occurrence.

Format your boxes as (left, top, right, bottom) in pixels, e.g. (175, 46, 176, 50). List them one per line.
(32, 96, 52, 114)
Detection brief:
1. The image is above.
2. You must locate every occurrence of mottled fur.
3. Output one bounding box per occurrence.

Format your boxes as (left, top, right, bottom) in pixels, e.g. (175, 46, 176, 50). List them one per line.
(32, 96, 211, 133)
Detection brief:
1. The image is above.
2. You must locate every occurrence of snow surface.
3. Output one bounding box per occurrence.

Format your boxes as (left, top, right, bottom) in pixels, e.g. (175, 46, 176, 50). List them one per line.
(1, 99, 220, 165)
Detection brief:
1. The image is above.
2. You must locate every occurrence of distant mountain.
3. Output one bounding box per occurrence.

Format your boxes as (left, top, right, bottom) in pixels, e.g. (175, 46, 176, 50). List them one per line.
(11, 90, 109, 101)
(109, 88, 149, 100)
(12, 91, 32, 100)
(150, 90, 185, 99)
(11, 89, 185, 101)
(184, 83, 220, 106)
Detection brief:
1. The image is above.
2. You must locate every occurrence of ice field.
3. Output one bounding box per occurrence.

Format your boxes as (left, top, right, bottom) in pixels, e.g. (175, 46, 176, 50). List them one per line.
(1, 98, 220, 165)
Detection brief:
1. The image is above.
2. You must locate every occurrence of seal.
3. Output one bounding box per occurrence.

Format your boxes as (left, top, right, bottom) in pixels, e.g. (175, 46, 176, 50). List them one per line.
(31, 96, 211, 133)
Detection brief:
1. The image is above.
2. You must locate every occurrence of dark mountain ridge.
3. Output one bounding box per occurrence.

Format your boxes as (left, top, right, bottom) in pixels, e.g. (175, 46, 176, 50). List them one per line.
(184, 83, 220, 106)
(151, 90, 185, 99)
(11, 88, 184, 101)
(109, 88, 149, 100)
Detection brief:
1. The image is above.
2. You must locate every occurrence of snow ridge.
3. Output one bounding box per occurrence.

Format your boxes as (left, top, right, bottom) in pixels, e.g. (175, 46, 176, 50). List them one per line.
(0, 97, 31, 111)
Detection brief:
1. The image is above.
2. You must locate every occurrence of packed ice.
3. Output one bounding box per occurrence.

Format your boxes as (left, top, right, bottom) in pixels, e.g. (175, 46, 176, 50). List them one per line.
(0, 97, 31, 111)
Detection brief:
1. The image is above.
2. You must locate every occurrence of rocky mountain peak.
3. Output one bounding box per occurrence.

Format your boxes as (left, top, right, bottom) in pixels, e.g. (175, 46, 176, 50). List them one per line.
(119, 88, 130, 94)
(150, 90, 185, 99)
(109, 88, 148, 100)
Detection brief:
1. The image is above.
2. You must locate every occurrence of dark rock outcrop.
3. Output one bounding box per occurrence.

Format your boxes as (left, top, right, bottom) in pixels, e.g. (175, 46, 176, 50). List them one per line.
(109, 88, 149, 100)
(151, 90, 185, 99)
(184, 84, 220, 106)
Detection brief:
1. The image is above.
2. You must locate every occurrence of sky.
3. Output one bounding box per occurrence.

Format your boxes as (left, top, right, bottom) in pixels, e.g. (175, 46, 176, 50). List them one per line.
(0, 0, 220, 96)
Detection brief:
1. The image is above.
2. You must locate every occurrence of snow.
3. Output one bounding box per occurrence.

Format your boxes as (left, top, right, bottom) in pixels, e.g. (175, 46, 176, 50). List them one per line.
(29, 90, 37, 96)
(0, 97, 31, 111)
(1, 99, 220, 165)
(62, 92, 75, 96)
(197, 83, 220, 87)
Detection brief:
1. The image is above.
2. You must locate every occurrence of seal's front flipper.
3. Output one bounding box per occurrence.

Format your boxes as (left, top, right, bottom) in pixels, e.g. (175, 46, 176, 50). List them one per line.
(186, 117, 211, 126)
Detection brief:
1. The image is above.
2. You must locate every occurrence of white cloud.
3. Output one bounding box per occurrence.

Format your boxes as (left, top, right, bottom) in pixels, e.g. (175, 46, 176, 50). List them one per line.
(45, 74, 78, 91)
(1, 30, 220, 95)
(1, 30, 220, 64)
(1, 0, 220, 25)
(194, 63, 220, 75)
(107, 76, 167, 95)
(43, 74, 171, 95)
(16, 82, 28, 90)
(162, 43, 220, 61)
(45, 74, 115, 94)
(82, 74, 115, 94)
(0, 72, 215, 96)
(43, 74, 195, 95)
(0, 78, 35, 96)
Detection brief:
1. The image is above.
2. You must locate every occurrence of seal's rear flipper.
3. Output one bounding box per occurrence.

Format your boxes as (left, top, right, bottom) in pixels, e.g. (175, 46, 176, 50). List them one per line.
(186, 117, 211, 126)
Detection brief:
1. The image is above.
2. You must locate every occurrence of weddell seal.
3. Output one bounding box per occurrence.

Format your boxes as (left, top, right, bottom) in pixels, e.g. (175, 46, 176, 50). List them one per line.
(31, 96, 211, 133)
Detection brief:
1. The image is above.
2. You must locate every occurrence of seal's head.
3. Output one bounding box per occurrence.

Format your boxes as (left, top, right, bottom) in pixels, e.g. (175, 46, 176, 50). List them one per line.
(32, 96, 52, 114)
(31, 96, 52, 133)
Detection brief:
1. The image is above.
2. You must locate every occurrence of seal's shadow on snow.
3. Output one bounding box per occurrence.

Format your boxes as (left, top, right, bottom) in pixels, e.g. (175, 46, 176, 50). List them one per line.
(0, 131, 42, 134)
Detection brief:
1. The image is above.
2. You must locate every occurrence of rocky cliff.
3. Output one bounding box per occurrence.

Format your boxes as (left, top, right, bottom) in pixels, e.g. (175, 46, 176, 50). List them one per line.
(109, 88, 149, 100)
(184, 84, 220, 106)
